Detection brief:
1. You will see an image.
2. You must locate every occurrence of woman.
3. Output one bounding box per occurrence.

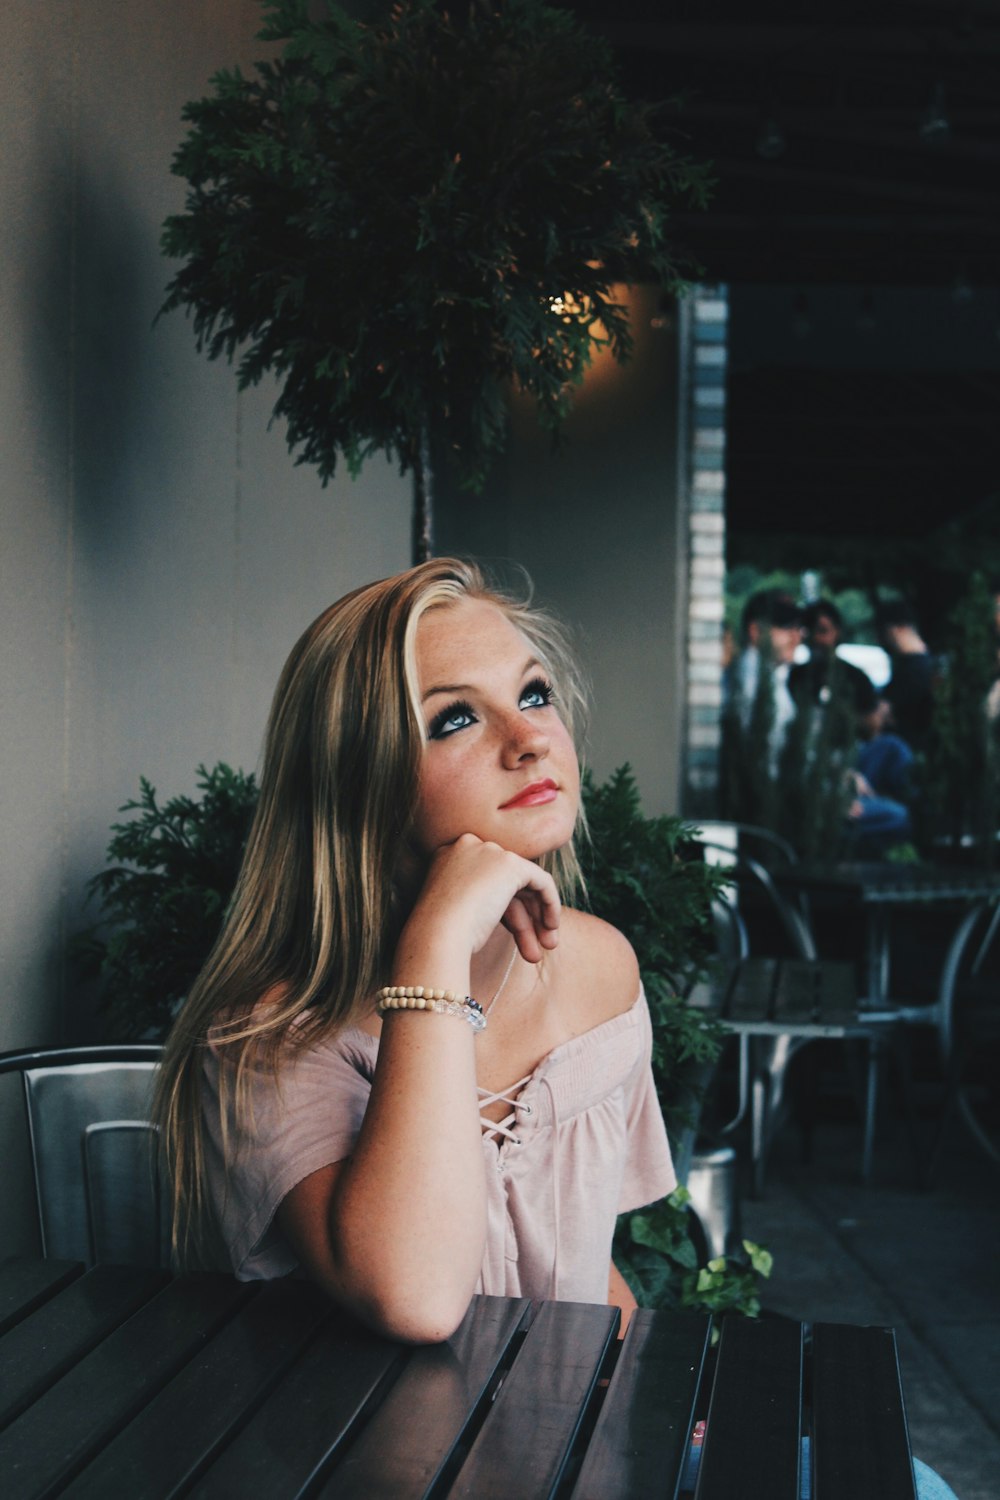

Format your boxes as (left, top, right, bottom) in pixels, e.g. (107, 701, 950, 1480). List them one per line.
(155, 557, 674, 1343)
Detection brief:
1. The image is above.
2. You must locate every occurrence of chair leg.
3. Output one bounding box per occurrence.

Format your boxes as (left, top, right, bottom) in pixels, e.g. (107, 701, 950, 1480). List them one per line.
(750, 1052, 768, 1200)
(861, 1036, 880, 1186)
(890, 1025, 928, 1191)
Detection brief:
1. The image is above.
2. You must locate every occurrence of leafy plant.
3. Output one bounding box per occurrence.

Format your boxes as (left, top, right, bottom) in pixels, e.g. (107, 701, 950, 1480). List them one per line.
(578, 768, 771, 1320)
(160, 0, 710, 554)
(578, 765, 727, 1144)
(75, 765, 258, 1040)
(720, 640, 853, 860)
(614, 1187, 772, 1323)
(923, 573, 1000, 864)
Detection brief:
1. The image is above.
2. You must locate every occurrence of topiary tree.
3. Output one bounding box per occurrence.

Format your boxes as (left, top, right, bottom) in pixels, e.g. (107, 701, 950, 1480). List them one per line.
(160, 0, 710, 559)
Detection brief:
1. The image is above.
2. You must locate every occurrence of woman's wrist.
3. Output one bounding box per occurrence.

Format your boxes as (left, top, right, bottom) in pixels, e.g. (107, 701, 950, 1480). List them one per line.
(391, 926, 473, 999)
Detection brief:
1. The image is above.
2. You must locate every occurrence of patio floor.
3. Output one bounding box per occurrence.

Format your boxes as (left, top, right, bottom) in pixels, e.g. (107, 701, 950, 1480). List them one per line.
(740, 1090, 1000, 1500)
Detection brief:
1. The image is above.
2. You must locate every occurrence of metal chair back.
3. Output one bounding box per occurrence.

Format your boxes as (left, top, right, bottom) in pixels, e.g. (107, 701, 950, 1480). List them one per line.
(0, 1046, 167, 1267)
(698, 839, 817, 961)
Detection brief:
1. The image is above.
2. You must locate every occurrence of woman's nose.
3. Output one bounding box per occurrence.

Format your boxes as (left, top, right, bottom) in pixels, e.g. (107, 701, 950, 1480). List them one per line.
(500, 713, 550, 766)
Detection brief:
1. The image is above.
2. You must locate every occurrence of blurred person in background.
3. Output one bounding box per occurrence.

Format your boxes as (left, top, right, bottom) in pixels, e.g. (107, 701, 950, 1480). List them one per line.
(877, 599, 935, 751)
(727, 589, 804, 774)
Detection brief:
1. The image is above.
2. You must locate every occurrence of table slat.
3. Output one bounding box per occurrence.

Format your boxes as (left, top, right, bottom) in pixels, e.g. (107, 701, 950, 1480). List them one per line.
(0, 1259, 83, 1337)
(573, 1309, 711, 1500)
(186, 1306, 403, 1499)
(773, 962, 822, 1023)
(727, 959, 778, 1022)
(815, 963, 859, 1025)
(696, 1316, 802, 1500)
(449, 1300, 619, 1500)
(812, 1323, 917, 1500)
(61, 1278, 333, 1500)
(0, 1264, 168, 1430)
(316, 1294, 531, 1500)
(0, 1273, 248, 1499)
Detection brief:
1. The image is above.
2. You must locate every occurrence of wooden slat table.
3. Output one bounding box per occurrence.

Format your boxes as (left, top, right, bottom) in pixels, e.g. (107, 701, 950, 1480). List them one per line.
(0, 1259, 917, 1500)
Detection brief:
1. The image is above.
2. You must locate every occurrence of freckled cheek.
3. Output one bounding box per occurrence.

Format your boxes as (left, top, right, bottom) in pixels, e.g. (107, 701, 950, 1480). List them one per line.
(412, 759, 482, 850)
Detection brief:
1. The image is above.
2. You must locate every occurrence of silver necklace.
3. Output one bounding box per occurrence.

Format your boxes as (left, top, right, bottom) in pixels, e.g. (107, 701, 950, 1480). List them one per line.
(484, 943, 517, 1016)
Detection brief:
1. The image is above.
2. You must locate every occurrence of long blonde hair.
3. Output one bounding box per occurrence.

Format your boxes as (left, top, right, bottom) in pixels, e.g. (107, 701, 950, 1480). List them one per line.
(154, 557, 587, 1261)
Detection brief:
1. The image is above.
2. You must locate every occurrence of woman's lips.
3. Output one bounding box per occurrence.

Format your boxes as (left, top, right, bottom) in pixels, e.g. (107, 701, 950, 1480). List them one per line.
(500, 779, 559, 810)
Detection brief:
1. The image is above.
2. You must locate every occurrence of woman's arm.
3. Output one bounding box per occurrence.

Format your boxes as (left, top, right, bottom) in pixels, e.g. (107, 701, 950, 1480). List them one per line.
(278, 834, 560, 1344)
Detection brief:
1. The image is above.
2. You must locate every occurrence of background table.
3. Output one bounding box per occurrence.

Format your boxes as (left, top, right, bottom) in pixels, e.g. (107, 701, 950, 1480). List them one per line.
(774, 861, 1000, 1008)
(0, 1258, 917, 1499)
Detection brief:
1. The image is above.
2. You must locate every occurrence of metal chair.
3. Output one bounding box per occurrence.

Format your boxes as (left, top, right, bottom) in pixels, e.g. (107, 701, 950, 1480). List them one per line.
(694, 821, 817, 963)
(0, 1045, 168, 1267)
(695, 820, 800, 869)
(924, 902, 1000, 1173)
(691, 825, 910, 1192)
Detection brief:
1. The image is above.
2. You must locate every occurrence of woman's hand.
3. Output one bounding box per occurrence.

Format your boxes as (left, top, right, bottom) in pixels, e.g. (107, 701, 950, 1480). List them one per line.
(401, 834, 561, 969)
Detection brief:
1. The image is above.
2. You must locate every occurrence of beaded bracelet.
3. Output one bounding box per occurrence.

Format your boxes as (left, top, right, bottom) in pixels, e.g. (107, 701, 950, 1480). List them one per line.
(376, 985, 487, 1032)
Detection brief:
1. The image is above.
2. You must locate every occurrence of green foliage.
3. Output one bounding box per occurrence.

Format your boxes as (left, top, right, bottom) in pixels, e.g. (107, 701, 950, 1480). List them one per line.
(721, 639, 853, 860)
(923, 573, 1000, 863)
(579, 768, 771, 1320)
(160, 0, 710, 491)
(76, 765, 258, 1040)
(776, 685, 855, 861)
(614, 1187, 772, 1324)
(579, 766, 726, 1142)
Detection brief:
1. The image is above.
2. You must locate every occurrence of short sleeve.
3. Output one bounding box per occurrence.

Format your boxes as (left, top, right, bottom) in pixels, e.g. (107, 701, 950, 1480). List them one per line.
(617, 992, 676, 1213)
(202, 1028, 376, 1279)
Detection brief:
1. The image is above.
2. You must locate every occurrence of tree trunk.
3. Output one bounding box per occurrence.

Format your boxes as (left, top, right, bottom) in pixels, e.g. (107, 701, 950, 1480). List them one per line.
(411, 427, 435, 564)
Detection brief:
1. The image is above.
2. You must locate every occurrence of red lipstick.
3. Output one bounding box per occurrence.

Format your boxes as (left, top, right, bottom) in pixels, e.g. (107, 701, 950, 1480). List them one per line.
(500, 778, 559, 810)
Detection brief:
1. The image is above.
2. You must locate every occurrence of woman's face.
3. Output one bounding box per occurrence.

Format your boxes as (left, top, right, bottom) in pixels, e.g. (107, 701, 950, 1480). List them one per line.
(411, 597, 580, 860)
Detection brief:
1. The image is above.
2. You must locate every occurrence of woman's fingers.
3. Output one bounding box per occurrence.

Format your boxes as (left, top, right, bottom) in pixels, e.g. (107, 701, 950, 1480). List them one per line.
(501, 897, 546, 964)
(502, 891, 560, 963)
(404, 835, 562, 964)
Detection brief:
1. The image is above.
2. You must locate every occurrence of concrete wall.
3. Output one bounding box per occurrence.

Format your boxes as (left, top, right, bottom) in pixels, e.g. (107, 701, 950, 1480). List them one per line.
(435, 285, 688, 816)
(1, 0, 411, 1257)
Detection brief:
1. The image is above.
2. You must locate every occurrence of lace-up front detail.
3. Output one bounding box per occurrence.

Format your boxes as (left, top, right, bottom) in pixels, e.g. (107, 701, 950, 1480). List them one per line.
(477, 1075, 533, 1147)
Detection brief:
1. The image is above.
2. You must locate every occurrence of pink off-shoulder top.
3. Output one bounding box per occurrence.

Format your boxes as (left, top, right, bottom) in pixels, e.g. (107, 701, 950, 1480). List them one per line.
(202, 986, 675, 1305)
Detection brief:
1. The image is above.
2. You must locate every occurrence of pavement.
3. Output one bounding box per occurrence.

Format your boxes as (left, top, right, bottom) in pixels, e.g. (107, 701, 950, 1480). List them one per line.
(739, 1092, 1000, 1500)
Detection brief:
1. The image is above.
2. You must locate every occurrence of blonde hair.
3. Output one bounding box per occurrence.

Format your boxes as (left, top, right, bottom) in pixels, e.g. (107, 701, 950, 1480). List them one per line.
(154, 557, 587, 1262)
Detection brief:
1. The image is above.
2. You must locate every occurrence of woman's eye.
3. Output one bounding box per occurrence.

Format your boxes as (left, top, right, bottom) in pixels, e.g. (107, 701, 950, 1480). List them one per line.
(428, 700, 477, 739)
(520, 677, 555, 710)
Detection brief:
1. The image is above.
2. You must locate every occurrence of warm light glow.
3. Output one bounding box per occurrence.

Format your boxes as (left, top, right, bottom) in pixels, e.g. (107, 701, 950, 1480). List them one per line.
(549, 291, 590, 320)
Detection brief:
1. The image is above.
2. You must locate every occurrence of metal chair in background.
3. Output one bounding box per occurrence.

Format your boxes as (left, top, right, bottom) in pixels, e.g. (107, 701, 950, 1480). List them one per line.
(925, 901, 1000, 1174)
(695, 820, 817, 962)
(0, 1045, 168, 1267)
(693, 822, 819, 1193)
(691, 823, 908, 1192)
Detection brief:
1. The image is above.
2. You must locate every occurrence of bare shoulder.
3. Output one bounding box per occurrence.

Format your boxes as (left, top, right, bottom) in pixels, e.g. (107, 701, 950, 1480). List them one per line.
(557, 908, 641, 1028)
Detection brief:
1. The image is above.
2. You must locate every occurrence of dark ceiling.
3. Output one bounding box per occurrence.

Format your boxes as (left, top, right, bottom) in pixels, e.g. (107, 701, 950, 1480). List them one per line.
(579, 2, 1000, 576)
(582, 0, 1000, 288)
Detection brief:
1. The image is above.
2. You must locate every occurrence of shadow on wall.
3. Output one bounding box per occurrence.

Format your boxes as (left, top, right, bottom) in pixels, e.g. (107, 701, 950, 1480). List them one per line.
(22, 109, 183, 1043)
(26, 123, 169, 573)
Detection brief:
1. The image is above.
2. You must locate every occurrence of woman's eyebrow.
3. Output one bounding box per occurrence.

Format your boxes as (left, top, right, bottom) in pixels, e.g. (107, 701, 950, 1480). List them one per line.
(421, 658, 541, 703)
(421, 681, 470, 702)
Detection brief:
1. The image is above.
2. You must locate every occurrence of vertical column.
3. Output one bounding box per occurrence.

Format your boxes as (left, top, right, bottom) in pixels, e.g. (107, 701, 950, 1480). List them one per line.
(683, 286, 729, 816)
